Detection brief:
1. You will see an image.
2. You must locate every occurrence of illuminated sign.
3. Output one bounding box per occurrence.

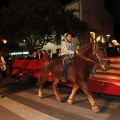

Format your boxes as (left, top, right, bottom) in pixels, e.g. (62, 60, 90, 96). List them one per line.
(9, 51, 29, 56)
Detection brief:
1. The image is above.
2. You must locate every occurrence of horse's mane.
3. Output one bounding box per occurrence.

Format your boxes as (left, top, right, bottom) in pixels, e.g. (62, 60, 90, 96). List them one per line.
(78, 43, 93, 54)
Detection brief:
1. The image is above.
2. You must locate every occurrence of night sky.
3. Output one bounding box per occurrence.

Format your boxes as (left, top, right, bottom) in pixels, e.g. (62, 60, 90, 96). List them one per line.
(0, 0, 74, 6)
(60, 0, 74, 5)
(0, 0, 8, 8)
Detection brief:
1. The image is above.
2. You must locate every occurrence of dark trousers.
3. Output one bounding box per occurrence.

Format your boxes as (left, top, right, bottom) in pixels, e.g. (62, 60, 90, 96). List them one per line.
(62, 56, 71, 80)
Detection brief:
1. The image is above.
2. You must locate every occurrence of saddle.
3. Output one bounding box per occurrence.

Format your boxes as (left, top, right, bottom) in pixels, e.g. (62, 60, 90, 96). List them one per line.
(49, 57, 72, 82)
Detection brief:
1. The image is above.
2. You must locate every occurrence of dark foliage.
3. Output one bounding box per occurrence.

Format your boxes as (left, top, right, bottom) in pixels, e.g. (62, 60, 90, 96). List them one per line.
(0, 0, 88, 51)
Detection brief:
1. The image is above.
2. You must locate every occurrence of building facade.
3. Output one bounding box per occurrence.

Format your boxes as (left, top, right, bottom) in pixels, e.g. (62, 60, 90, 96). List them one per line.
(42, 0, 114, 54)
(65, 0, 114, 44)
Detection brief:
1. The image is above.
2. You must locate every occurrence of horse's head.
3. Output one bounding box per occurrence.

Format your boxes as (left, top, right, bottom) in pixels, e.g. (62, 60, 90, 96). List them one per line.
(77, 42, 110, 71)
(93, 42, 110, 71)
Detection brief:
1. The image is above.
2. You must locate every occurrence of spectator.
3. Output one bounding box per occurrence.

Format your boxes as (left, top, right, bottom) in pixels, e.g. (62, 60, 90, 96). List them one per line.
(57, 49, 62, 57)
(41, 50, 49, 60)
(48, 50, 52, 58)
(117, 46, 120, 54)
(26, 52, 33, 60)
(7, 57, 13, 75)
(0, 50, 6, 83)
(105, 42, 120, 57)
(33, 51, 39, 59)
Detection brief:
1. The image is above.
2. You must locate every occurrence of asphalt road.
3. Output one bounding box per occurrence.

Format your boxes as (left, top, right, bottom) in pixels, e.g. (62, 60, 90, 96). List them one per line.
(0, 77, 120, 120)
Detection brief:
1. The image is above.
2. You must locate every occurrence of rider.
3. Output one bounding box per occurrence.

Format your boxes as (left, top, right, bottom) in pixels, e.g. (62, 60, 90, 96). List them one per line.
(61, 33, 75, 82)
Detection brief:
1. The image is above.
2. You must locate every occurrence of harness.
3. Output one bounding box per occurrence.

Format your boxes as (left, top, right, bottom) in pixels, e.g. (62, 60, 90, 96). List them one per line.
(76, 43, 110, 70)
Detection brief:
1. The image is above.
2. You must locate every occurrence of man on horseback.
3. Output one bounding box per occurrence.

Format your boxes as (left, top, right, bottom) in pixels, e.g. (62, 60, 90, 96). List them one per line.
(61, 33, 74, 82)
(38, 37, 110, 113)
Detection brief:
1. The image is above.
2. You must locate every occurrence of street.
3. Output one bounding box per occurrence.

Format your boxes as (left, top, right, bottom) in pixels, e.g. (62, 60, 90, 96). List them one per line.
(0, 77, 120, 120)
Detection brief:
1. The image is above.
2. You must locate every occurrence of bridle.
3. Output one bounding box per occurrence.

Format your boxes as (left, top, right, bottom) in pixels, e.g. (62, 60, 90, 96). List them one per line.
(93, 43, 101, 62)
(93, 43, 109, 63)
(77, 43, 110, 70)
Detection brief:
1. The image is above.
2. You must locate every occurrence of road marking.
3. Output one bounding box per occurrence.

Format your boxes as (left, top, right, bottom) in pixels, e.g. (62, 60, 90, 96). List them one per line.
(16, 91, 110, 120)
(34, 88, 120, 109)
(0, 97, 59, 120)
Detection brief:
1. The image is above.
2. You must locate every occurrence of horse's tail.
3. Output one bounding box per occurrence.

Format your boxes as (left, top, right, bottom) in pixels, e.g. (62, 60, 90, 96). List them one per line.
(37, 60, 50, 86)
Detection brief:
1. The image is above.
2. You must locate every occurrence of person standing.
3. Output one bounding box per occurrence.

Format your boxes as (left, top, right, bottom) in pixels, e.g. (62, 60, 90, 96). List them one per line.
(33, 51, 39, 59)
(105, 42, 120, 57)
(61, 33, 75, 82)
(0, 50, 6, 84)
(57, 49, 62, 57)
(41, 50, 49, 60)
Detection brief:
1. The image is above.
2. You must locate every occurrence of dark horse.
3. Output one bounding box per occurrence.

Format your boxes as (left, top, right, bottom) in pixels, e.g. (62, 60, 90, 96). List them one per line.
(37, 42, 110, 112)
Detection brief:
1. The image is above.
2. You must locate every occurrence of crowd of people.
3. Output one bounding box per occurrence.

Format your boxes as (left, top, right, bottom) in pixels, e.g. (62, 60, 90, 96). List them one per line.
(26, 49, 62, 60)
(26, 50, 49, 60)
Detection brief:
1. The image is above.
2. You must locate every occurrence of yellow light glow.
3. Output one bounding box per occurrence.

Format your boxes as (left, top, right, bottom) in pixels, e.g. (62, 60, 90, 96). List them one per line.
(96, 36, 106, 43)
(106, 34, 111, 37)
(112, 39, 120, 45)
(2, 39, 7, 44)
(90, 32, 95, 39)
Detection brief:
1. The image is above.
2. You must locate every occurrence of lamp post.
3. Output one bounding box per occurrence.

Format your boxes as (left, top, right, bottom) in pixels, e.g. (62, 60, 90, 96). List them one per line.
(106, 35, 111, 42)
(1, 39, 7, 57)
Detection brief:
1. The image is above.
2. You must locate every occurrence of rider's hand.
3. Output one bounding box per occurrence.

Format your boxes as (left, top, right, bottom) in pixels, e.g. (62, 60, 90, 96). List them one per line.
(75, 49, 79, 55)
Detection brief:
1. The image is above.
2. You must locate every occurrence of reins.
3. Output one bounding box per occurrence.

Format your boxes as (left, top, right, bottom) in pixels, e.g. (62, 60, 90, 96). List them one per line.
(77, 53, 95, 62)
(77, 43, 108, 64)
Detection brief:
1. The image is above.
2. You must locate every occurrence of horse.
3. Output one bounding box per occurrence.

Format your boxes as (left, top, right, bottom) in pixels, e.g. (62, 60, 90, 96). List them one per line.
(37, 42, 110, 112)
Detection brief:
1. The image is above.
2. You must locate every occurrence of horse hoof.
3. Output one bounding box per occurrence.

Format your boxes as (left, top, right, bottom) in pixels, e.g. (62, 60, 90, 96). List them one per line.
(38, 94, 42, 98)
(67, 99, 73, 105)
(92, 106, 100, 113)
(38, 92, 42, 98)
(56, 98, 61, 102)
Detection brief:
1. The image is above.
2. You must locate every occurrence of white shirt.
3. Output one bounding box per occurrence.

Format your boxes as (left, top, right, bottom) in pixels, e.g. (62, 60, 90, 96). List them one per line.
(61, 39, 74, 56)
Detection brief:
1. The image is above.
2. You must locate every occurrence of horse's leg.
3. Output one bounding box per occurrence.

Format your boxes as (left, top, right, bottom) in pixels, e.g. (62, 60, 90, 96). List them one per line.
(38, 76, 48, 98)
(52, 78, 61, 101)
(37, 65, 49, 98)
(37, 61, 50, 98)
(67, 84, 79, 104)
(80, 81, 100, 112)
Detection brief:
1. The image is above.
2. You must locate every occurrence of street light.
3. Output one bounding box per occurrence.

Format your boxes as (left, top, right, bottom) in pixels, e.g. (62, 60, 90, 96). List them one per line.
(2, 39, 7, 44)
(1, 39, 7, 57)
(106, 35, 111, 42)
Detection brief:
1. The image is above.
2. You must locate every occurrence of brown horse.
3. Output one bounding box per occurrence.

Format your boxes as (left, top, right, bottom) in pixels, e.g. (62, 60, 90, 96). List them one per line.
(37, 42, 110, 112)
